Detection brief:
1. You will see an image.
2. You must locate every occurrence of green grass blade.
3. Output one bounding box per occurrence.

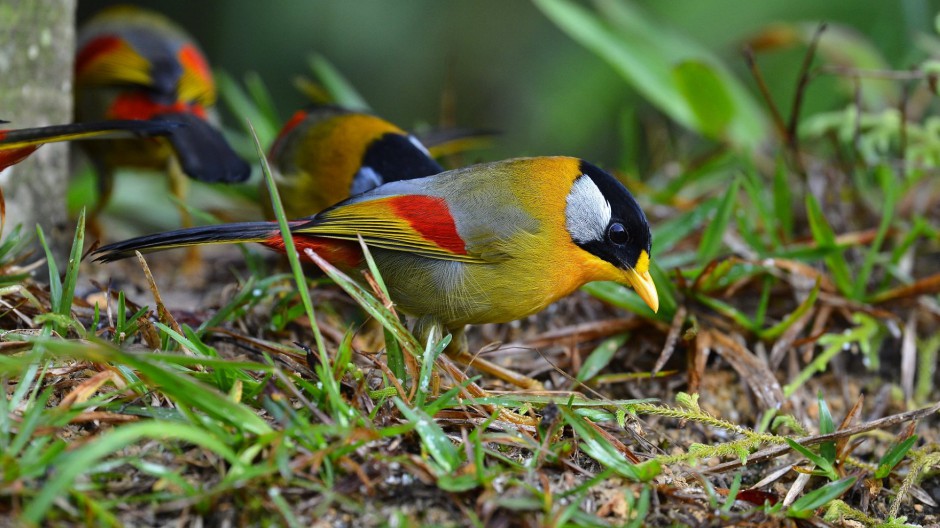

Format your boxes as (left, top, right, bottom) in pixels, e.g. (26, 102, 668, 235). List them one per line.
(416, 332, 450, 408)
(394, 398, 461, 473)
(805, 193, 853, 295)
(35, 224, 61, 314)
(652, 197, 719, 254)
(786, 477, 856, 519)
(217, 69, 279, 144)
(759, 278, 819, 340)
(45, 340, 272, 435)
(533, 0, 766, 148)
(269, 487, 303, 528)
(856, 164, 897, 299)
(698, 175, 740, 263)
(673, 60, 735, 139)
(244, 71, 282, 131)
(874, 435, 917, 479)
(252, 119, 336, 397)
(304, 250, 422, 356)
(59, 209, 85, 324)
(817, 394, 836, 463)
(307, 54, 370, 111)
(785, 438, 837, 480)
(23, 421, 244, 524)
(384, 328, 406, 383)
(741, 167, 779, 251)
(772, 157, 794, 241)
(6, 388, 57, 458)
(576, 333, 627, 383)
(560, 405, 660, 482)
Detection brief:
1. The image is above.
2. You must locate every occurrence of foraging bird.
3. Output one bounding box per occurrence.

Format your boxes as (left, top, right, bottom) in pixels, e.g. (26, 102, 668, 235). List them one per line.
(0, 119, 182, 171)
(263, 105, 444, 220)
(75, 6, 250, 237)
(94, 157, 658, 387)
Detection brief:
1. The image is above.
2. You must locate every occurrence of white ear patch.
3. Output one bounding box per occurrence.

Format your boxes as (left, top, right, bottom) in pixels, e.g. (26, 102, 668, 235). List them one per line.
(407, 135, 432, 156)
(350, 166, 384, 195)
(565, 175, 611, 244)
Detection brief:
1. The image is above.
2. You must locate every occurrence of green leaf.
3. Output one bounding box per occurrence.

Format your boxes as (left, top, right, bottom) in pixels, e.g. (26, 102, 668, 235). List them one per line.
(415, 332, 450, 408)
(672, 60, 735, 139)
(787, 477, 857, 519)
(817, 394, 836, 463)
(786, 438, 837, 480)
(533, 0, 766, 148)
(155, 323, 216, 357)
(269, 487, 303, 528)
(394, 399, 461, 473)
(874, 435, 918, 479)
(45, 340, 272, 436)
(59, 209, 85, 323)
(857, 164, 897, 299)
(759, 278, 819, 340)
(772, 157, 794, 241)
(721, 473, 743, 513)
(308, 54, 370, 111)
(577, 334, 627, 383)
(35, 225, 61, 314)
(437, 473, 480, 493)
(216, 70, 279, 145)
(560, 406, 660, 482)
(697, 176, 740, 263)
(805, 192, 853, 295)
(254, 120, 342, 410)
(693, 294, 757, 332)
(651, 197, 719, 254)
(740, 166, 779, 252)
(384, 328, 406, 383)
(244, 71, 281, 130)
(23, 421, 244, 524)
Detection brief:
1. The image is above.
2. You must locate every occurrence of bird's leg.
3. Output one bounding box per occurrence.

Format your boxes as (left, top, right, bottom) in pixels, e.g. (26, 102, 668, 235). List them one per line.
(413, 318, 543, 390)
(445, 326, 545, 390)
(167, 157, 200, 271)
(87, 167, 114, 242)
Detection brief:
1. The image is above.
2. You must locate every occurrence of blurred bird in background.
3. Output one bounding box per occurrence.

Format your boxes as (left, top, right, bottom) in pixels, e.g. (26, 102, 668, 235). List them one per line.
(74, 5, 250, 244)
(262, 105, 444, 220)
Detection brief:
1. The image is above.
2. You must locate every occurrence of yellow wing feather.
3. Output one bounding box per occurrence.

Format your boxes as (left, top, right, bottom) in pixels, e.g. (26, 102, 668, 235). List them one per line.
(294, 197, 488, 264)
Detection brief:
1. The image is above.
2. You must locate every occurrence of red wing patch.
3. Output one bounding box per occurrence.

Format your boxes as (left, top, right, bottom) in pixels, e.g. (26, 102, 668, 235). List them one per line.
(0, 146, 38, 170)
(268, 110, 307, 158)
(107, 93, 206, 120)
(388, 195, 466, 255)
(262, 232, 362, 269)
(177, 45, 212, 87)
(75, 36, 123, 76)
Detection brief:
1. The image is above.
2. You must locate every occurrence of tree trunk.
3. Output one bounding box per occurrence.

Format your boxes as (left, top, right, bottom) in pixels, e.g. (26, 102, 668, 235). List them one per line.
(0, 0, 76, 262)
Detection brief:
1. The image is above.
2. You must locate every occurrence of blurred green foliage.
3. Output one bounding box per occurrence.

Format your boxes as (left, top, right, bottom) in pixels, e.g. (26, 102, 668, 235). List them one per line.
(76, 0, 940, 167)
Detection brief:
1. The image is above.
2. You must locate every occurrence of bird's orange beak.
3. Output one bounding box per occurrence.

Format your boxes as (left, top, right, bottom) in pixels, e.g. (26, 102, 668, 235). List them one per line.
(623, 250, 658, 313)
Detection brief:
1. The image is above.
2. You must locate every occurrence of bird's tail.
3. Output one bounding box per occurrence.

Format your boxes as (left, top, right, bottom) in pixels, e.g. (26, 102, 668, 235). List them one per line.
(154, 112, 251, 184)
(91, 221, 279, 262)
(0, 119, 183, 149)
(0, 120, 184, 170)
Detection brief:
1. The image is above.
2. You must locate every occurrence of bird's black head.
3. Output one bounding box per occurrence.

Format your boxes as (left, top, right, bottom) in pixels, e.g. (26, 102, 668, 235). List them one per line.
(564, 160, 651, 274)
(350, 133, 444, 195)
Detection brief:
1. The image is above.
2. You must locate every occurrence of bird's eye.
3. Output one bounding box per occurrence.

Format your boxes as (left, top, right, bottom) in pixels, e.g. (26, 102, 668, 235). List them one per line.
(607, 222, 629, 245)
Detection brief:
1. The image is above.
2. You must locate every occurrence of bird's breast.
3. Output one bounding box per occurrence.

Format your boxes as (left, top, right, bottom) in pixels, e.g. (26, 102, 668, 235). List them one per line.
(370, 233, 592, 328)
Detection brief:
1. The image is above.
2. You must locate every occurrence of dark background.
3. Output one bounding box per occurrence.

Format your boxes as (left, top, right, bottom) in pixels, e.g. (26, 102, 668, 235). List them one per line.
(76, 1, 939, 168)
